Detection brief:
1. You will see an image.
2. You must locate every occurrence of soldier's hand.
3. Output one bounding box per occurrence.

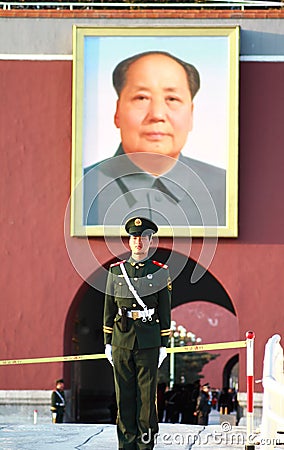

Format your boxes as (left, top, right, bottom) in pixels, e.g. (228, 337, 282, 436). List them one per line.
(105, 344, 114, 366)
(158, 347, 167, 368)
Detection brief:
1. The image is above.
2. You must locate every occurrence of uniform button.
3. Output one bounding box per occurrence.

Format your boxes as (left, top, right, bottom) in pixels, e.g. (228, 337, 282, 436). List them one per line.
(118, 282, 122, 285)
(135, 266, 139, 269)
(149, 283, 153, 287)
(133, 303, 136, 307)
(134, 277, 138, 281)
(156, 319, 160, 323)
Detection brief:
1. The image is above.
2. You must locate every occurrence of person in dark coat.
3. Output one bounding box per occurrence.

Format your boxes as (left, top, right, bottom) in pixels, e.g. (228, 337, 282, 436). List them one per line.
(195, 383, 211, 426)
(50, 379, 66, 423)
(103, 216, 172, 449)
(218, 387, 234, 414)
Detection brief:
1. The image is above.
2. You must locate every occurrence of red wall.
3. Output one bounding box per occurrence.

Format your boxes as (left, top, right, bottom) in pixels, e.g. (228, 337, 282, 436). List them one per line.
(0, 60, 284, 392)
(0, 61, 76, 389)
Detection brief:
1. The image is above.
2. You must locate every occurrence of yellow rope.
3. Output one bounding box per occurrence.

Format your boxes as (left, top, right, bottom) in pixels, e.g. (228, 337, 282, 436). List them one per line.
(0, 340, 247, 366)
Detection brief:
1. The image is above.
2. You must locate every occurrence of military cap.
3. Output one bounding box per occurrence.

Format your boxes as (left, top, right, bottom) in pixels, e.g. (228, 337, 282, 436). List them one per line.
(125, 217, 158, 236)
(56, 378, 64, 384)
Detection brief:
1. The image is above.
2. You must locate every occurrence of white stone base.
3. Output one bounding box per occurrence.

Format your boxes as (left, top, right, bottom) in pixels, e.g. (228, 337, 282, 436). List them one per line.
(238, 391, 263, 428)
(0, 390, 71, 424)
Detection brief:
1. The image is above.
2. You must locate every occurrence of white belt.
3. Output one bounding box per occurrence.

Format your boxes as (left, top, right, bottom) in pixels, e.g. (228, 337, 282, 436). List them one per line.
(118, 308, 155, 321)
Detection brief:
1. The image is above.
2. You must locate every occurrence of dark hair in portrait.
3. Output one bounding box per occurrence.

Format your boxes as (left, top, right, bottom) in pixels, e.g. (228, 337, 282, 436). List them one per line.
(112, 50, 201, 100)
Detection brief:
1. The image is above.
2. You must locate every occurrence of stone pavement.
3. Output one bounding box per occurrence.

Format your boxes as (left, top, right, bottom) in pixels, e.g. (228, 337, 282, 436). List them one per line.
(0, 422, 249, 450)
(1, 420, 284, 450)
(1, 407, 283, 449)
(0, 411, 253, 450)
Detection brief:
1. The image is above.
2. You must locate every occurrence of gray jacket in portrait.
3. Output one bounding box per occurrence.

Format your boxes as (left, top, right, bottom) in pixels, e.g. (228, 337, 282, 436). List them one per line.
(83, 145, 226, 228)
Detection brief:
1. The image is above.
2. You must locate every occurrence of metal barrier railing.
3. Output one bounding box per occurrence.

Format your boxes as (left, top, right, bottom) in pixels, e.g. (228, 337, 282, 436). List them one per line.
(260, 334, 284, 450)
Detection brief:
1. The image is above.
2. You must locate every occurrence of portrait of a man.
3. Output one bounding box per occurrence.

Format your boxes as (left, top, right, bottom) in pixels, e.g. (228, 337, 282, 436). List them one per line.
(71, 27, 239, 237)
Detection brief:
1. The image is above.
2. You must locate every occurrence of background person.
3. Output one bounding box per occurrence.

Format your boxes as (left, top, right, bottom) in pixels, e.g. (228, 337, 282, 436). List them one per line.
(84, 51, 225, 228)
(194, 383, 212, 426)
(103, 216, 172, 449)
(218, 386, 234, 415)
(50, 378, 65, 423)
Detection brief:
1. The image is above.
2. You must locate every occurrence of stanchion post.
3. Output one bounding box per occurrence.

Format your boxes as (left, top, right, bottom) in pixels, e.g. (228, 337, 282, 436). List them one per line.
(245, 330, 255, 450)
(33, 409, 38, 425)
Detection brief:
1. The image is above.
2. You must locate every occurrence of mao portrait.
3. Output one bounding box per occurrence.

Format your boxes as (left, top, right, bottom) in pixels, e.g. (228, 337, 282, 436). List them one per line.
(71, 27, 239, 237)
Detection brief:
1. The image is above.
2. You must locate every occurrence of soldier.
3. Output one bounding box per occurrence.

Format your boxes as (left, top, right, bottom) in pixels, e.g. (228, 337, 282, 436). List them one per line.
(50, 378, 66, 423)
(103, 217, 172, 449)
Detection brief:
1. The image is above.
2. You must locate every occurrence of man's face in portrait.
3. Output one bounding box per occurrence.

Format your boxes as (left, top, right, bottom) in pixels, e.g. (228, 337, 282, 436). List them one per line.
(114, 53, 194, 160)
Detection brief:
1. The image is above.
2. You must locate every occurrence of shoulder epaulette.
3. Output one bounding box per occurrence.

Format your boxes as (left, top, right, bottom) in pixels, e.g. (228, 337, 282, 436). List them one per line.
(110, 260, 126, 268)
(152, 260, 168, 269)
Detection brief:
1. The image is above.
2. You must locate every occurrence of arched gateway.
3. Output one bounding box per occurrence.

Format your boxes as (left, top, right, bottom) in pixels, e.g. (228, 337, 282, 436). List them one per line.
(64, 249, 237, 423)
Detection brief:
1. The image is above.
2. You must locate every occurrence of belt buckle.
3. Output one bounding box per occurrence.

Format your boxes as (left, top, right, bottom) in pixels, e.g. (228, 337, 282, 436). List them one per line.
(132, 311, 139, 320)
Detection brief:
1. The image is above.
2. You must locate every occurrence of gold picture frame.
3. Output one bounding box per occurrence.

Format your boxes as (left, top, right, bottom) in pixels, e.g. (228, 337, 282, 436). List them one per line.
(71, 26, 239, 238)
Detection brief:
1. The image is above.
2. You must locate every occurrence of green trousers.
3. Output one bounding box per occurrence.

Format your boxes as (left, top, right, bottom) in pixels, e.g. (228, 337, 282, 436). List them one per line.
(112, 345, 159, 450)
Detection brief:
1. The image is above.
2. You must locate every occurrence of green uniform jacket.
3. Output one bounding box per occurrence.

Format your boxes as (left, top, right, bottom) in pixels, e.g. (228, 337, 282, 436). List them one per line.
(50, 389, 65, 412)
(103, 258, 171, 349)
